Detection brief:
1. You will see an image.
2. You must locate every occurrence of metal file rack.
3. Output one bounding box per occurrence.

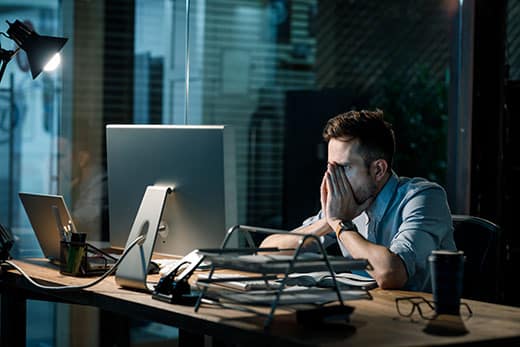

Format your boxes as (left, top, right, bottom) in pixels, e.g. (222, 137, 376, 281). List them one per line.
(193, 225, 373, 330)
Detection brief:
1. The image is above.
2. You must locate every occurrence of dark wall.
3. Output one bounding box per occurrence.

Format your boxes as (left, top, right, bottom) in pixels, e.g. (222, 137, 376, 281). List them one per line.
(282, 90, 368, 229)
(504, 80, 520, 306)
(471, 0, 517, 305)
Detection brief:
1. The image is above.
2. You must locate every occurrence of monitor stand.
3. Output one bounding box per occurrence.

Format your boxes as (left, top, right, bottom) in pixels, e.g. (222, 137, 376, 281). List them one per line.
(115, 185, 172, 291)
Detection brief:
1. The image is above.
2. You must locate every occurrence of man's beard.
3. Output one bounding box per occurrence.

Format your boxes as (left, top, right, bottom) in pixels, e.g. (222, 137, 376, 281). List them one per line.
(353, 181, 377, 206)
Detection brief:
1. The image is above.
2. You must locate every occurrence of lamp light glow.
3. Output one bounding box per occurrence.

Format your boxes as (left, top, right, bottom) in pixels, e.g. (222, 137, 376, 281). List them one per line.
(43, 53, 61, 71)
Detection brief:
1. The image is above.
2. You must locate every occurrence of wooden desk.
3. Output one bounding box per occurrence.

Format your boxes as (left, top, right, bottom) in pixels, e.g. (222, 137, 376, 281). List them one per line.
(2, 258, 520, 346)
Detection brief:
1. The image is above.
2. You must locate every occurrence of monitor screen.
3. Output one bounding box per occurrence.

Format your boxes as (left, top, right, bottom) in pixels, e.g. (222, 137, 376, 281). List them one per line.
(106, 124, 237, 256)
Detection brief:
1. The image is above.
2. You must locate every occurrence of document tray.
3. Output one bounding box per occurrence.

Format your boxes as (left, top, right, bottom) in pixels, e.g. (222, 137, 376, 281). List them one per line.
(213, 287, 371, 306)
(194, 225, 374, 331)
(201, 254, 369, 274)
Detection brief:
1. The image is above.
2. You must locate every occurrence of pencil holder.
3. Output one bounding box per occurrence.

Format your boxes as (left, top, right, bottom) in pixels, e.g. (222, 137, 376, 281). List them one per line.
(60, 232, 87, 276)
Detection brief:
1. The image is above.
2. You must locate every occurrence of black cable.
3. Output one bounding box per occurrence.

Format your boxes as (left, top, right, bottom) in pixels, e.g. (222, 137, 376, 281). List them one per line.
(3, 235, 144, 292)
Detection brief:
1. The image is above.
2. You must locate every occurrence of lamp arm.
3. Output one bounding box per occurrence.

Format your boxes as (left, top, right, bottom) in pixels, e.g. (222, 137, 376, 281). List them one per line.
(0, 47, 20, 84)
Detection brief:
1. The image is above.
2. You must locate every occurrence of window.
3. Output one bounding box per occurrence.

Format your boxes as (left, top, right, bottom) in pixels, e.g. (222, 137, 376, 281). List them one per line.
(1, 0, 461, 345)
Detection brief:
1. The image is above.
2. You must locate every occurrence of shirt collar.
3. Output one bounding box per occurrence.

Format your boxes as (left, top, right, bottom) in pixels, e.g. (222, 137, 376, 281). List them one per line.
(366, 171, 399, 223)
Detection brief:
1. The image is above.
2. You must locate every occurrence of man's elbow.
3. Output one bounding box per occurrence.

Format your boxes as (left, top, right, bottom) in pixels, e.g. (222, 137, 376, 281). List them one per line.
(372, 252, 409, 289)
(259, 235, 277, 249)
(373, 260, 408, 289)
(376, 270, 407, 289)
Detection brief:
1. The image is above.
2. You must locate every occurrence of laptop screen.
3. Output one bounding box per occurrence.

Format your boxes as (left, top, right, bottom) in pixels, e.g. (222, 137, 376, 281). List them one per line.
(18, 192, 77, 262)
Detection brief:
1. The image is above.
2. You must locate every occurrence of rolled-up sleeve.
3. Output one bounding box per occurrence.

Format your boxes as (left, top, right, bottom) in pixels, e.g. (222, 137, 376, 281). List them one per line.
(302, 211, 322, 227)
(300, 210, 337, 252)
(389, 187, 453, 286)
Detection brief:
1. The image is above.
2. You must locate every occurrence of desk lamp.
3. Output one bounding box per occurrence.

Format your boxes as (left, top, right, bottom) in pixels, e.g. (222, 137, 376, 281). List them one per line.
(0, 19, 67, 260)
(0, 19, 68, 83)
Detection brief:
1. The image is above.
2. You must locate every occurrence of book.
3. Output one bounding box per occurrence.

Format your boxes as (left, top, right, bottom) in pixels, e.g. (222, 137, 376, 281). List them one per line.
(282, 271, 378, 290)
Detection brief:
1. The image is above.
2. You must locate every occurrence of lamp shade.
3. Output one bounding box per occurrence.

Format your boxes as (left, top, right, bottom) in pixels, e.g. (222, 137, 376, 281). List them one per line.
(6, 20, 68, 79)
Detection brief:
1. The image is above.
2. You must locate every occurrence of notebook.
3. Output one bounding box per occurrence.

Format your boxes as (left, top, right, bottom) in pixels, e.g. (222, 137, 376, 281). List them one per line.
(19, 192, 79, 264)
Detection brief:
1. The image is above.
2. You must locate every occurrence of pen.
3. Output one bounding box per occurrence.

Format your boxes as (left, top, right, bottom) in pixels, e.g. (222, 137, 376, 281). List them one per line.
(67, 220, 75, 234)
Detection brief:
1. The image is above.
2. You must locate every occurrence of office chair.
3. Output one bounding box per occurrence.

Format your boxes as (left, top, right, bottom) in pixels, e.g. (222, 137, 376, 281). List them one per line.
(452, 214, 503, 303)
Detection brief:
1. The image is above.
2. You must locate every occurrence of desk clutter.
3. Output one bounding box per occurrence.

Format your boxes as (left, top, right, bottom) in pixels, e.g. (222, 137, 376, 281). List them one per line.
(148, 225, 376, 330)
(10, 188, 377, 330)
(193, 249, 373, 329)
(8, 182, 372, 331)
(59, 232, 117, 277)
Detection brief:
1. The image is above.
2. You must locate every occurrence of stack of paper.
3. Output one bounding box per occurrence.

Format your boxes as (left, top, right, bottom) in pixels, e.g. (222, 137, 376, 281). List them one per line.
(196, 273, 280, 291)
(282, 271, 378, 290)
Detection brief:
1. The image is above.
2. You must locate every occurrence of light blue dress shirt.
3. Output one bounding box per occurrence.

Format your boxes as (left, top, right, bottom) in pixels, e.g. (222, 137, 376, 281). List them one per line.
(303, 172, 456, 292)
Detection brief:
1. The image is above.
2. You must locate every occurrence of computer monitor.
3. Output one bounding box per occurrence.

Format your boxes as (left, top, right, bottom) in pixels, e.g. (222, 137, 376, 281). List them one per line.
(106, 124, 237, 256)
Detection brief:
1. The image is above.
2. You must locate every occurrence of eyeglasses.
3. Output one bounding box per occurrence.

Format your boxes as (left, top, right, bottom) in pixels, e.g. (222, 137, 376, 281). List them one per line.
(395, 296, 473, 321)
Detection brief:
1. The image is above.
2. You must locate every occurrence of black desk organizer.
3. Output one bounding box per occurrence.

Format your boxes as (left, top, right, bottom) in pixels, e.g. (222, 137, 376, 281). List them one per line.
(59, 234, 117, 277)
(193, 225, 373, 330)
(152, 251, 205, 306)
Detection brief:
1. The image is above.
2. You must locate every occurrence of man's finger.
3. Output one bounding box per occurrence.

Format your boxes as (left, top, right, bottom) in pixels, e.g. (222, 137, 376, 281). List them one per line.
(320, 172, 328, 208)
(333, 164, 349, 195)
(327, 163, 339, 194)
(325, 171, 334, 203)
(342, 170, 355, 197)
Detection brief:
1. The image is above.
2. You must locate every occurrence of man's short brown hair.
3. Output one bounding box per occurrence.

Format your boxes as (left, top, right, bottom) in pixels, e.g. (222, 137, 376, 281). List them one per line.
(322, 109, 395, 168)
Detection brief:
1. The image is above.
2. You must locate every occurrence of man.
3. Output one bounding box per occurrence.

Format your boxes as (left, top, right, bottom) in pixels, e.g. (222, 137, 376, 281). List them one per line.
(261, 109, 455, 291)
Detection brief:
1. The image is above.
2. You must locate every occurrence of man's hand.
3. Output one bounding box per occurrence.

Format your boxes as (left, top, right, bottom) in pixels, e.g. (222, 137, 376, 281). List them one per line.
(320, 172, 328, 220)
(324, 163, 371, 228)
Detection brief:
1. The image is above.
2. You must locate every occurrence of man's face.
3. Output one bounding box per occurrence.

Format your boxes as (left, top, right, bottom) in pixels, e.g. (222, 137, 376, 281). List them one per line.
(327, 137, 377, 205)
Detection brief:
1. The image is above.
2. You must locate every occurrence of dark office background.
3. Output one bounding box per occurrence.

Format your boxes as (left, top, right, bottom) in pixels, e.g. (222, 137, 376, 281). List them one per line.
(1, 0, 519, 345)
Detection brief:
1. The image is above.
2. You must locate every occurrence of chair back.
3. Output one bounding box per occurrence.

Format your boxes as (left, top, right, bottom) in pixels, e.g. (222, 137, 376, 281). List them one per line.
(452, 214, 502, 303)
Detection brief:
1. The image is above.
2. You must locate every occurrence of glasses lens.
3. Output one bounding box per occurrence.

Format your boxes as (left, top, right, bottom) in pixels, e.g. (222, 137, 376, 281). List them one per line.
(396, 298, 415, 317)
(418, 300, 436, 320)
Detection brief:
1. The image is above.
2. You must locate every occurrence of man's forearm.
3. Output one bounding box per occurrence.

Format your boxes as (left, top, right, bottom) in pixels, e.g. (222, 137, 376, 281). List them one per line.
(336, 230, 408, 289)
(260, 218, 331, 253)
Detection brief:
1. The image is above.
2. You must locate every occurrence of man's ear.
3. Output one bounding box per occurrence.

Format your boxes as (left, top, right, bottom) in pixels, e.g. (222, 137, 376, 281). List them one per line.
(371, 159, 388, 181)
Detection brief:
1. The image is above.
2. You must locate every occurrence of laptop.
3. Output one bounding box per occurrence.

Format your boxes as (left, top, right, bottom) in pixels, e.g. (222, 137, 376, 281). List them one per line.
(18, 192, 119, 273)
(19, 192, 78, 264)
